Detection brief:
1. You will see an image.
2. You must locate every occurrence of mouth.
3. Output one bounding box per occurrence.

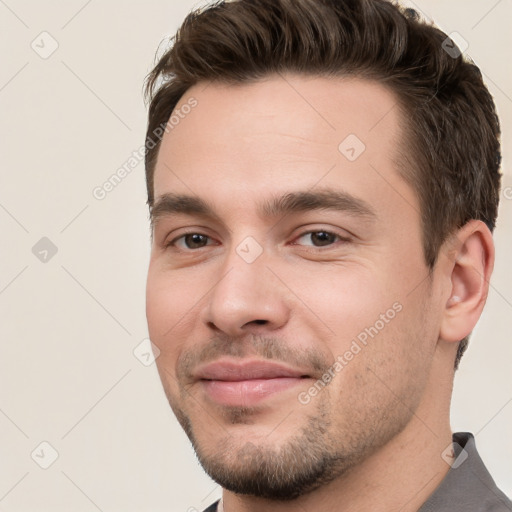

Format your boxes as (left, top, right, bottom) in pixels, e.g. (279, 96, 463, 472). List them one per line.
(194, 359, 311, 406)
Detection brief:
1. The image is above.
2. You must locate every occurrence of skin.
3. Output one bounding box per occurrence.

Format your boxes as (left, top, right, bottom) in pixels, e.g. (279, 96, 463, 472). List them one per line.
(146, 74, 494, 512)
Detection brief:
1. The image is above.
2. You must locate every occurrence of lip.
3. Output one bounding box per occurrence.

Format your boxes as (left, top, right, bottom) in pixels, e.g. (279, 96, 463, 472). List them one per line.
(195, 359, 310, 381)
(194, 359, 311, 406)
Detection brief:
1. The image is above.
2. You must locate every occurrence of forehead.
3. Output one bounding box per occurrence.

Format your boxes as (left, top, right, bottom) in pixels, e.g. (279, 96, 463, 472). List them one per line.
(153, 74, 415, 223)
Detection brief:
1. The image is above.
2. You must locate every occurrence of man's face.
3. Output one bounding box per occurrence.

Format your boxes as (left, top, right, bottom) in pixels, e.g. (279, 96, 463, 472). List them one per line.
(146, 75, 443, 499)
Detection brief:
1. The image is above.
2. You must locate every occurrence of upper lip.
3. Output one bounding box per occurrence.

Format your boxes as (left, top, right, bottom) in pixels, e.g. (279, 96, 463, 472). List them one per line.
(194, 359, 310, 381)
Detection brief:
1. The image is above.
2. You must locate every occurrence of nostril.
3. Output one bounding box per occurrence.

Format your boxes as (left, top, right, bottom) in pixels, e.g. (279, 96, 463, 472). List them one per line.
(253, 319, 267, 325)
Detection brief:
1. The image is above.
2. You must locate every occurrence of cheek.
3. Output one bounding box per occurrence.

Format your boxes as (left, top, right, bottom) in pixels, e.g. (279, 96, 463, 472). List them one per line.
(146, 267, 199, 368)
(146, 262, 198, 331)
(289, 264, 392, 349)
(289, 262, 426, 390)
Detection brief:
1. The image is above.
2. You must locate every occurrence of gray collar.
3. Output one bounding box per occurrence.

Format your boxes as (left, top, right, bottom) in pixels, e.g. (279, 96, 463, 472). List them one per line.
(418, 432, 511, 511)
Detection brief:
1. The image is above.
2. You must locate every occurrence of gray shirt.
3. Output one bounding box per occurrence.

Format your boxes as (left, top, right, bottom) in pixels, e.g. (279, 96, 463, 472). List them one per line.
(202, 432, 511, 511)
(418, 432, 511, 511)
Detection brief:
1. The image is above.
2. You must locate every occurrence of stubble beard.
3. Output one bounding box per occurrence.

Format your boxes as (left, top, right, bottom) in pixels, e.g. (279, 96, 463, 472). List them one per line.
(167, 385, 413, 501)
(160, 333, 425, 500)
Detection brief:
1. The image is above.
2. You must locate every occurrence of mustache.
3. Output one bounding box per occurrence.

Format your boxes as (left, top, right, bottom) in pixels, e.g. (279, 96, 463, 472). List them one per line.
(176, 333, 331, 382)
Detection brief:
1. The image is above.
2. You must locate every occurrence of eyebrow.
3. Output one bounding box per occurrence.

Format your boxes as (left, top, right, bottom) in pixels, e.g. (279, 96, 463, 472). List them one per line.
(150, 188, 377, 228)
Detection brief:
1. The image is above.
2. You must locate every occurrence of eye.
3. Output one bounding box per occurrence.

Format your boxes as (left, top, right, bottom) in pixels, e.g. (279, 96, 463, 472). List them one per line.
(293, 230, 347, 247)
(168, 233, 214, 250)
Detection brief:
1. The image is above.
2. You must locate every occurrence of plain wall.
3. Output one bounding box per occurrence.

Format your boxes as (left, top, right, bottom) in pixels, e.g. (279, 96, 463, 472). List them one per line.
(0, 1, 510, 510)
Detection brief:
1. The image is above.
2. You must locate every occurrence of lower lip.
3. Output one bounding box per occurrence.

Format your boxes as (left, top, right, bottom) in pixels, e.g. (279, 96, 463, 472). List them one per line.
(201, 377, 305, 406)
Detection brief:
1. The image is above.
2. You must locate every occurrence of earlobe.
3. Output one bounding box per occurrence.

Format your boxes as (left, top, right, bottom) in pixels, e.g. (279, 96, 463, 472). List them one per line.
(439, 220, 494, 343)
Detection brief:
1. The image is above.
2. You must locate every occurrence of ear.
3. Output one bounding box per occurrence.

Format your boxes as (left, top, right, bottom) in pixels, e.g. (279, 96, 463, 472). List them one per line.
(439, 220, 495, 343)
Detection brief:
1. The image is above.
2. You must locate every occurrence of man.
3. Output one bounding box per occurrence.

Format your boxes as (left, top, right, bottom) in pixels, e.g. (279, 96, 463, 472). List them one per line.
(144, 0, 511, 510)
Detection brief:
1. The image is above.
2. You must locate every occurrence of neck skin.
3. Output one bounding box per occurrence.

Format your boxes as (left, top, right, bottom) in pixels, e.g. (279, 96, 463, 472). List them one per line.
(221, 344, 455, 512)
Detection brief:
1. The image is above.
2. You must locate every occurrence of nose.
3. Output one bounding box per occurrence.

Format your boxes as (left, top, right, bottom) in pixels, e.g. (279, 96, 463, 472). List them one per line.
(200, 246, 290, 338)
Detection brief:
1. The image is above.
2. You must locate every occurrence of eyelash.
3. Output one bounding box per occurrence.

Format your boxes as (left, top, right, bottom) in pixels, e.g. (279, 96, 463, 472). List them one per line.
(165, 230, 351, 251)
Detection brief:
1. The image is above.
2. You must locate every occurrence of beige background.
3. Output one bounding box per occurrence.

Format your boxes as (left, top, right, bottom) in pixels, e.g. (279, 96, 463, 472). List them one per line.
(0, 1, 511, 510)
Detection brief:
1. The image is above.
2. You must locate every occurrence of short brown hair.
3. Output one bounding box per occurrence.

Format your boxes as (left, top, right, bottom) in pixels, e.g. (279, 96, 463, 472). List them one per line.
(143, 0, 502, 369)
